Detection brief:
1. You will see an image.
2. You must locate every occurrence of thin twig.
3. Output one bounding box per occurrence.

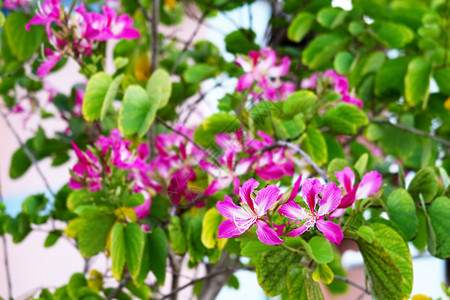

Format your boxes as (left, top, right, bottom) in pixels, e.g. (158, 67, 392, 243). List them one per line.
(264, 141, 329, 182)
(106, 274, 131, 300)
(334, 275, 371, 295)
(0, 170, 12, 299)
(151, 0, 160, 72)
(160, 266, 253, 299)
(0, 110, 55, 196)
(134, 0, 152, 23)
(371, 118, 450, 148)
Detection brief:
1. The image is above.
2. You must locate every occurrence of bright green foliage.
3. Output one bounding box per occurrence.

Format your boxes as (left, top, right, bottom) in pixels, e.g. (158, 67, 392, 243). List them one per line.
(428, 197, 450, 258)
(287, 12, 314, 42)
(387, 189, 419, 240)
(148, 227, 168, 285)
(110, 222, 126, 280)
(78, 214, 115, 258)
(408, 167, 439, 203)
(82, 72, 113, 121)
(124, 223, 145, 281)
(308, 236, 334, 264)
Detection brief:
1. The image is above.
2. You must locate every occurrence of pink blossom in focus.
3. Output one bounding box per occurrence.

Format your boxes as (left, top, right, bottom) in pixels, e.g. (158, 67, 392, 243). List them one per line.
(216, 178, 284, 245)
(279, 179, 344, 245)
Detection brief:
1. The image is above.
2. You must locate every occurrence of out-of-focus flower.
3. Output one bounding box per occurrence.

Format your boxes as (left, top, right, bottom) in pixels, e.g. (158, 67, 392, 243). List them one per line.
(69, 142, 103, 192)
(3, 0, 31, 10)
(25, 0, 61, 31)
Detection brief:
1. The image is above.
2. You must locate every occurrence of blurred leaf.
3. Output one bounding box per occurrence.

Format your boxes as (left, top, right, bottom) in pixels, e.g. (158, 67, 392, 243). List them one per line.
(125, 223, 145, 281)
(287, 12, 315, 42)
(317, 7, 347, 29)
(146, 69, 172, 109)
(404, 57, 431, 107)
(302, 33, 349, 69)
(407, 167, 438, 203)
(428, 196, 450, 258)
(386, 189, 419, 240)
(148, 227, 168, 285)
(111, 222, 126, 280)
(302, 128, 327, 166)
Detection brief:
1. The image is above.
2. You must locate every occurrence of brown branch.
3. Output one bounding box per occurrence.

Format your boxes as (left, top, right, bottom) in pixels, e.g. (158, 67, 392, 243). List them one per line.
(0, 110, 55, 196)
(264, 141, 330, 182)
(160, 266, 253, 299)
(334, 275, 371, 295)
(106, 274, 131, 300)
(371, 118, 450, 148)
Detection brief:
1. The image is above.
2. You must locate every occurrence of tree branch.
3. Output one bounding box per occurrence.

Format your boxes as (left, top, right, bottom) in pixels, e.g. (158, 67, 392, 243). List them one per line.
(106, 274, 131, 300)
(265, 141, 329, 182)
(371, 118, 450, 148)
(0, 110, 55, 196)
(334, 275, 371, 295)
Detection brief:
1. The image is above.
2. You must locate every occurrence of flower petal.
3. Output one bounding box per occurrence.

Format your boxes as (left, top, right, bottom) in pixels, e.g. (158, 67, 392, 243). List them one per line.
(234, 156, 256, 176)
(286, 223, 309, 237)
(239, 178, 259, 212)
(267, 56, 290, 77)
(335, 167, 355, 193)
(316, 219, 344, 245)
(287, 174, 303, 202)
(338, 186, 357, 208)
(317, 183, 342, 216)
(216, 195, 251, 220)
(236, 73, 254, 92)
(235, 57, 252, 73)
(135, 196, 151, 219)
(255, 185, 280, 216)
(355, 171, 382, 200)
(279, 200, 309, 220)
(203, 177, 232, 196)
(218, 219, 244, 239)
(256, 220, 283, 245)
(301, 178, 322, 212)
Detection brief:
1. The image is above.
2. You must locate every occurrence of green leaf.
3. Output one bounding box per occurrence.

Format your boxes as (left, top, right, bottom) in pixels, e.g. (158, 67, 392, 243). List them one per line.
(375, 57, 409, 98)
(241, 241, 276, 257)
(135, 237, 151, 286)
(123, 193, 145, 207)
(146, 69, 172, 109)
(434, 68, 450, 95)
(201, 208, 224, 249)
(428, 196, 450, 258)
(9, 148, 32, 179)
(334, 51, 354, 74)
(282, 91, 317, 118)
(326, 248, 348, 294)
(111, 222, 126, 280)
(317, 7, 347, 29)
(287, 12, 315, 42)
(371, 21, 414, 49)
(78, 214, 115, 257)
(312, 263, 334, 284)
(323, 103, 368, 135)
(302, 33, 349, 69)
(302, 128, 327, 166)
(308, 236, 334, 264)
(439, 167, 450, 189)
(256, 248, 301, 297)
(407, 167, 438, 203)
(119, 85, 158, 137)
(44, 230, 61, 248)
(356, 225, 375, 243)
(193, 113, 241, 146)
(82, 72, 113, 121)
(287, 265, 324, 300)
(168, 216, 187, 255)
(101, 74, 123, 120)
(224, 29, 258, 54)
(2, 12, 44, 62)
(67, 189, 89, 211)
(148, 227, 168, 285)
(187, 216, 208, 264)
(183, 64, 218, 84)
(124, 223, 145, 281)
(354, 153, 368, 177)
(404, 57, 431, 106)
(386, 189, 419, 240)
(22, 194, 48, 215)
(67, 273, 87, 299)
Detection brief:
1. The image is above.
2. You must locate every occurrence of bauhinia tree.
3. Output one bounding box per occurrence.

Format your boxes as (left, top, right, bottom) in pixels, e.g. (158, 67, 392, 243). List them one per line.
(1, 0, 450, 299)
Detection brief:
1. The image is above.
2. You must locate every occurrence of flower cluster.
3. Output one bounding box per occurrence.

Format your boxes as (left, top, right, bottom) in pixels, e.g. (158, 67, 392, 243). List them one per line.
(235, 48, 295, 102)
(302, 69, 363, 109)
(199, 130, 295, 196)
(25, 0, 139, 76)
(217, 169, 382, 245)
(3, 0, 31, 9)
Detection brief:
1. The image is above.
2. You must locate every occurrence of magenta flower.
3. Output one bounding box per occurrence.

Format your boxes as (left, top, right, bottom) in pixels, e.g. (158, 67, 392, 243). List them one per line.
(217, 179, 283, 245)
(25, 0, 61, 31)
(37, 49, 62, 77)
(134, 195, 152, 219)
(279, 179, 344, 245)
(200, 151, 256, 196)
(96, 129, 134, 169)
(3, 0, 31, 9)
(69, 142, 103, 192)
(102, 6, 140, 40)
(235, 47, 292, 101)
(335, 167, 382, 209)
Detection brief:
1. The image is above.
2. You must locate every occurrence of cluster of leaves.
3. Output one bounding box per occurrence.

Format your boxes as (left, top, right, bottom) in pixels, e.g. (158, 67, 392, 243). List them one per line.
(0, 0, 450, 299)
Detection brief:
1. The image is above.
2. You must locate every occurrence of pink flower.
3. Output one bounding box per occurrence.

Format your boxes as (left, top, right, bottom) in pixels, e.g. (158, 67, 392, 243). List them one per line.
(96, 129, 134, 169)
(3, 0, 31, 9)
(102, 6, 140, 40)
(279, 179, 344, 245)
(217, 178, 284, 245)
(25, 0, 61, 31)
(69, 142, 103, 192)
(301, 73, 318, 89)
(335, 167, 382, 209)
(37, 49, 62, 77)
(200, 151, 256, 196)
(235, 48, 292, 101)
(134, 195, 152, 219)
(324, 69, 349, 95)
(248, 131, 295, 180)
